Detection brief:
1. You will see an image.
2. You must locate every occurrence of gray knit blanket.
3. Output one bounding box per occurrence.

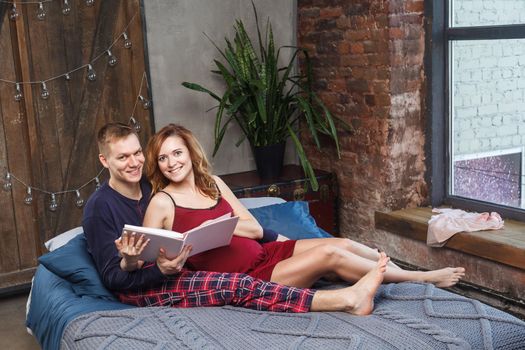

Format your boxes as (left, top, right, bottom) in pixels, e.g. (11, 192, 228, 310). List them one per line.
(61, 283, 525, 350)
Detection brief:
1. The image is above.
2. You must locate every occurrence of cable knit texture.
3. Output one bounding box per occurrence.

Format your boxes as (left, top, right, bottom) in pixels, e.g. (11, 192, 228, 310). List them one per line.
(61, 283, 525, 350)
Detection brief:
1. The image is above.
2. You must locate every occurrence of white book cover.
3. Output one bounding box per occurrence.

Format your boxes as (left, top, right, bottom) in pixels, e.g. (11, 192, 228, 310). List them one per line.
(122, 214, 238, 261)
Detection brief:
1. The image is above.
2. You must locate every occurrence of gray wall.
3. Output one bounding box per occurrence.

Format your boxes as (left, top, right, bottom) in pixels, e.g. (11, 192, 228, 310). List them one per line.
(144, 0, 297, 175)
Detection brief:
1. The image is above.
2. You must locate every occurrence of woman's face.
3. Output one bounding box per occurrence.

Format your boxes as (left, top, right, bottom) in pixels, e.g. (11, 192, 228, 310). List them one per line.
(157, 135, 193, 184)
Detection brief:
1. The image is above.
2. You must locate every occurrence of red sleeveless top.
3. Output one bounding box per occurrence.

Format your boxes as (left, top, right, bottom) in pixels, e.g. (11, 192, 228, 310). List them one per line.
(170, 196, 267, 273)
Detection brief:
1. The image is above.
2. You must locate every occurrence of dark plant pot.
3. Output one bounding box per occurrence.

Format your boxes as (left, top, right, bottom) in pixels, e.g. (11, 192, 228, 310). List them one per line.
(253, 143, 286, 180)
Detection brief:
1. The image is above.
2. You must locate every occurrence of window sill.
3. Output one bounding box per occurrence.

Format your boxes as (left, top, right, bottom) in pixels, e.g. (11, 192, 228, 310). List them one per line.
(375, 207, 525, 270)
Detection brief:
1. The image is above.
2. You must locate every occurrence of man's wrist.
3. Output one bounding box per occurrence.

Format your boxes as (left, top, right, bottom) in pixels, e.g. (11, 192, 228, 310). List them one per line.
(259, 228, 279, 243)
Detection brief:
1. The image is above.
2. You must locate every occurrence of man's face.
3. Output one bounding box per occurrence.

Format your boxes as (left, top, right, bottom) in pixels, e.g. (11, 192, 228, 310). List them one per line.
(99, 134, 144, 186)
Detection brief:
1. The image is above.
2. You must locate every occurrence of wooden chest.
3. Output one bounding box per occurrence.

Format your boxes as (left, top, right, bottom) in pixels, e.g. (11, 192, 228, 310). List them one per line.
(220, 165, 339, 236)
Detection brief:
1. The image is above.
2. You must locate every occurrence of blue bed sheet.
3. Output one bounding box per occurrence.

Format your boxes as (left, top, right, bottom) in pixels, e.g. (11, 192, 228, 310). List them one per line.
(26, 265, 133, 350)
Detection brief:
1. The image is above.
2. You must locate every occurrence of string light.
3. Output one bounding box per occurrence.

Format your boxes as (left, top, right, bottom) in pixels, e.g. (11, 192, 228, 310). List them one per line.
(62, 0, 71, 15)
(128, 116, 141, 133)
(49, 193, 58, 212)
(87, 64, 97, 81)
(40, 82, 49, 99)
(128, 72, 151, 133)
(14, 83, 23, 102)
(24, 187, 33, 205)
(138, 95, 151, 110)
(0, 0, 79, 20)
(2, 169, 105, 211)
(107, 50, 118, 67)
(36, 2, 46, 20)
(0, 12, 138, 93)
(75, 190, 84, 208)
(122, 32, 132, 49)
(85, 0, 94, 6)
(9, 3, 19, 21)
(3, 173, 12, 192)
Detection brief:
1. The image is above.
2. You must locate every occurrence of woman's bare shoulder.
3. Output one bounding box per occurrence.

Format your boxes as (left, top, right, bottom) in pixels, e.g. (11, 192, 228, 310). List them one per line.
(149, 191, 176, 209)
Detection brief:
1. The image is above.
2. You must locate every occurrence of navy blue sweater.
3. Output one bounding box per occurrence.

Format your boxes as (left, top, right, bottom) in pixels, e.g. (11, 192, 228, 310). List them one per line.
(82, 178, 164, 291)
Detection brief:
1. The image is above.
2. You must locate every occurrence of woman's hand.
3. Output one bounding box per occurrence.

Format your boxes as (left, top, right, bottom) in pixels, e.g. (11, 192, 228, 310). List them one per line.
(115, 231, 149, 271)
(156, 245, 193, 275)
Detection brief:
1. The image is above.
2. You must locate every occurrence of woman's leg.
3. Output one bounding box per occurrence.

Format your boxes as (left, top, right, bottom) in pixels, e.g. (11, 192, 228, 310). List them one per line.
(272, 242, 465, 288)
(293, 237, 400, 269)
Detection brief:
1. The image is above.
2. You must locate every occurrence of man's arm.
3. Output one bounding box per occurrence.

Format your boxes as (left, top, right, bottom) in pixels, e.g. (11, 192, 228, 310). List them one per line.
(83, 211, 165, 291)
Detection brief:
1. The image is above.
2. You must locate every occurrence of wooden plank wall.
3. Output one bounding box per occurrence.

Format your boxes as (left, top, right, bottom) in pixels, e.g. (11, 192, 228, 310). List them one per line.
(0, 0, 153, 289)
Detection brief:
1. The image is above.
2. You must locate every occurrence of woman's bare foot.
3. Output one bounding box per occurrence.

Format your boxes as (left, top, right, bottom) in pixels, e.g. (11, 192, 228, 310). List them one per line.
(343, 252, 389, 315)
(422, 267, 465, 288)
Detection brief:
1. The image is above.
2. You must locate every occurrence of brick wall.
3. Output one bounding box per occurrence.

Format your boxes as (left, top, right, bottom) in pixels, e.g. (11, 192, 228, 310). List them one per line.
(297, 0, 427, 239)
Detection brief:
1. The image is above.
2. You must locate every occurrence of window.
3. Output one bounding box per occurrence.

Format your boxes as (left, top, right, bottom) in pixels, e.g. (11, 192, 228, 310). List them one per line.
(430, 1, 525, 221)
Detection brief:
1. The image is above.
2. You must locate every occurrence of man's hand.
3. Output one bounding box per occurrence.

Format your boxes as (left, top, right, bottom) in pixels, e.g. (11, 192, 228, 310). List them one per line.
(115, 231, 149, 271)
(156, 245, 192, 275)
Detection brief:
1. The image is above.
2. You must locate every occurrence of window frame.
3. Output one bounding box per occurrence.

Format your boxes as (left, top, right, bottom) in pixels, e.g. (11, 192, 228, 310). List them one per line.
(428, 1, 525, 221)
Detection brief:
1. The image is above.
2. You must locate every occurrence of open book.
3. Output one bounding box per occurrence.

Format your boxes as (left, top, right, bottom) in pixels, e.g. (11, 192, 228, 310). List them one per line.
(122, 214, 239, 261)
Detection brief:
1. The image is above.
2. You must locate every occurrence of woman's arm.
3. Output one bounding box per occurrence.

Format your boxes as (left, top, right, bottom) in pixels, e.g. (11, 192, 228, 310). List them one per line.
(143, 193, 174, 230)
(214, 176, 263, 240)
(143, 193, 192, 275)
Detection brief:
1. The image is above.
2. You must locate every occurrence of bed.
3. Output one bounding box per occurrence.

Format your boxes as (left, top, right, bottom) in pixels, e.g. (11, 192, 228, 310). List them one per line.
(26, 199, 525, 349)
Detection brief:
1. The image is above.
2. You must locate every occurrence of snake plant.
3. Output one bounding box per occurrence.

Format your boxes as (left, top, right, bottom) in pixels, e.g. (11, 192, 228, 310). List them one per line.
(182, 2, 350, 190)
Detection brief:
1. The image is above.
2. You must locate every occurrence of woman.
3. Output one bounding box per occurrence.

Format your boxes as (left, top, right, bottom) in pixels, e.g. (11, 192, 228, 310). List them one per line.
(143, 124, 465, 289)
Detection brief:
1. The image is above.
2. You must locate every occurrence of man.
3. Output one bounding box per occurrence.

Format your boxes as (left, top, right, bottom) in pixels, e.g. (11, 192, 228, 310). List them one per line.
(83, 122, 386, 315)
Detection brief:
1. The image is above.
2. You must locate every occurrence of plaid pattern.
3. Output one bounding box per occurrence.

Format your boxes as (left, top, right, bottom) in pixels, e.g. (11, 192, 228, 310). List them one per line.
(117, 270, 315, 313)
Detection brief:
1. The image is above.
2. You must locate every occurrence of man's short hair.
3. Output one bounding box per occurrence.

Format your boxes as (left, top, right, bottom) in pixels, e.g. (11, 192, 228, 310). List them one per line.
(97, 122, 137, 156)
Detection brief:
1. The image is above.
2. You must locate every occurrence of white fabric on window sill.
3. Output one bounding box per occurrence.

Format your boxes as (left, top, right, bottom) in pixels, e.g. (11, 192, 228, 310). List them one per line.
(427, 208, 504, 247)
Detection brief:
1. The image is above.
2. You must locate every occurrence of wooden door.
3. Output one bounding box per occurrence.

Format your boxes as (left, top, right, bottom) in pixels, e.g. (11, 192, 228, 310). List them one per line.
(0, 0, 153, 290)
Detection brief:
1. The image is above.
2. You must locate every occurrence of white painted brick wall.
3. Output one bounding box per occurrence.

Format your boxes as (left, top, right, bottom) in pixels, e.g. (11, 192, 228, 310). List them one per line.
(452, 12, 525, 156)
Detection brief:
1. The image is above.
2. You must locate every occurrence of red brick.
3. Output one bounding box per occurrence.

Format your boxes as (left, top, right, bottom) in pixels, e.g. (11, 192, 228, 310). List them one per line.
(350, 42, 365, 54)
(337, 41, 351, 54)
(389, 27, 404, 39)
(320, 7, 343, 19)
(328, 78, 347, 92)
(406, 0, 425, 13)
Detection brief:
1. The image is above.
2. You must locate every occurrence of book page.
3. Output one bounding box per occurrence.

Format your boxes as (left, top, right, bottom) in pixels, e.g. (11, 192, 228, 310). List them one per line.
(123, 224, 184, 261)
(184, 216, 239, 256)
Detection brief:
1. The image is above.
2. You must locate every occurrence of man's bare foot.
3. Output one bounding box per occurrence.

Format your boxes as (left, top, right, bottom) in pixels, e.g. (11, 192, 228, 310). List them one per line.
(344, 252, 389, 315)
(422, 267, 465, 288)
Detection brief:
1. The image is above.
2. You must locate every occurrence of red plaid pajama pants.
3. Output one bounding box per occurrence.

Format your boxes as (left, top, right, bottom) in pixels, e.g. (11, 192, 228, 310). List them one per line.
(117, 270, 315, 313)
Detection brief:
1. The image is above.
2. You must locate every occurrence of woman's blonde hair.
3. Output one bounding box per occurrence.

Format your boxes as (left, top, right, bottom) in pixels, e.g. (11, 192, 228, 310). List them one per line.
(145, 123, 218, 198)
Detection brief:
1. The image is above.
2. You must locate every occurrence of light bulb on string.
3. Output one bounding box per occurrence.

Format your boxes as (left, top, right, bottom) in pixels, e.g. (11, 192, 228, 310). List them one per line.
(129, 117, 141, 133)
(75, 190, 84, 208)
(87, 64, 96, 81)
(139, 95, 151, 110)
(24, 187, 33, 205)
(107, 50, 118, 67)
(64, 73, 71, 81)
(40, 82, 50, 99)
(85, 0, 95, 7)
(122, 32, 132, 49)
(62, 0, 71, 15)
(14, 83, 23, 102)
(9, 3, 19, 21)
(94, 176, 101, 190)
(37, 2, 46, 21)
(3, 173, 12, 192)
(49, 193, 58, 212)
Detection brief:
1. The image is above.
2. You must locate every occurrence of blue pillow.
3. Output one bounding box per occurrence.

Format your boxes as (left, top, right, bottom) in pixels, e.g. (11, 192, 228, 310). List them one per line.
(38, 234, 116, 301)
(249, 201, 332, 240)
